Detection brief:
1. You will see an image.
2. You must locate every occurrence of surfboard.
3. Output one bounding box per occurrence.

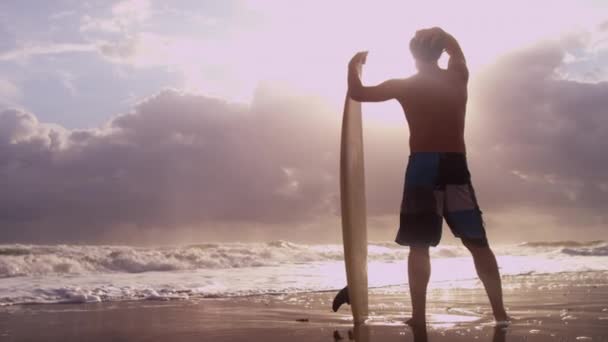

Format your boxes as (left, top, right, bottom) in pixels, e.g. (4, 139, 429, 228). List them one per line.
(340, 63, 368, 324)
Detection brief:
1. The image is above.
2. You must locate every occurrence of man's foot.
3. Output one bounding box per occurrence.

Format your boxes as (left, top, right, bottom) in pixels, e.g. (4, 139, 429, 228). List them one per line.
(332, 286, 350, 312)
(494, 316, 511, 327)
(405, 316, 426, 327)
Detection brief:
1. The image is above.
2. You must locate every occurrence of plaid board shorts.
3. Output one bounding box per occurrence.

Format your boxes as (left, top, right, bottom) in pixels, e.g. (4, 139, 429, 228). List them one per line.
(395, 152, 488, 247)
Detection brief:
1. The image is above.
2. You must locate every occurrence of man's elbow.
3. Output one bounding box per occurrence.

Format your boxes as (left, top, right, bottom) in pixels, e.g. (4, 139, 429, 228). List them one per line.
(349, 88, 366, 102)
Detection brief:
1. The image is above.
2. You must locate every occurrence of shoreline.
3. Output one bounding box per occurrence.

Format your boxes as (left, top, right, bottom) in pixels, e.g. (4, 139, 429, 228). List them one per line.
(1, 271, 607, 341)
(2, 269, 605, 306)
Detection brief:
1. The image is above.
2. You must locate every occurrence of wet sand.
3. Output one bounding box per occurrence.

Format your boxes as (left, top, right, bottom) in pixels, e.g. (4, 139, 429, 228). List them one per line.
(1, 272, 607, 342)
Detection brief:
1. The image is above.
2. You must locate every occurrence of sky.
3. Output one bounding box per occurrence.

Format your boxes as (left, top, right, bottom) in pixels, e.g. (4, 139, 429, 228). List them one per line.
(1, 0, 607, 244)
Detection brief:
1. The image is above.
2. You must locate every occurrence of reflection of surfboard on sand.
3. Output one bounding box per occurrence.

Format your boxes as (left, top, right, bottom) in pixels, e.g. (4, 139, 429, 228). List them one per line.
(339, 64, 368, 324)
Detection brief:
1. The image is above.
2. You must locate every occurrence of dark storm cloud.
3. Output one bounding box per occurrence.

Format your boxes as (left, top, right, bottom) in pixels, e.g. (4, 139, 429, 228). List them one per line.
(467, 38, 608, 231)
(1, 35, 607, 244)
(0, 88, 345, 243)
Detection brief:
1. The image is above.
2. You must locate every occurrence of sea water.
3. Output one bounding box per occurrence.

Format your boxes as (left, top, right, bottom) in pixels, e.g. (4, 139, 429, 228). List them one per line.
(0, 240, 606, 305)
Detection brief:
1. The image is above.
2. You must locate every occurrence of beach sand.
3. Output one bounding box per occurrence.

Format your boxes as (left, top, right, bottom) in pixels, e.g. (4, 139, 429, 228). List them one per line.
(1, 272, 607, 342)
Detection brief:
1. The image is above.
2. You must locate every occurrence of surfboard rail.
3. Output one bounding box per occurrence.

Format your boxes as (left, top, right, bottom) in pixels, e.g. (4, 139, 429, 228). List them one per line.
(340, 64, 368, 323)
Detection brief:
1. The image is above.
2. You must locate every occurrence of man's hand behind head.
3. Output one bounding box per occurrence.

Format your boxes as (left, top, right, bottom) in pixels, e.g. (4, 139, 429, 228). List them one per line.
(413, 27, 446, 52)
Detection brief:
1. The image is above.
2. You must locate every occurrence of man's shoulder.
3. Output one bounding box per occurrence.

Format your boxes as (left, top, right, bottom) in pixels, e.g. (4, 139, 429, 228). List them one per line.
(384, 77, 416, 93)
(394, 75, 419, 89)
(391, 76, 415, 84)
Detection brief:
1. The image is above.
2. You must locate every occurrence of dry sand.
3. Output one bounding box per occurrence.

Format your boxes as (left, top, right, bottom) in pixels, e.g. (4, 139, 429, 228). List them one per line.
(1, 272, 607, 341)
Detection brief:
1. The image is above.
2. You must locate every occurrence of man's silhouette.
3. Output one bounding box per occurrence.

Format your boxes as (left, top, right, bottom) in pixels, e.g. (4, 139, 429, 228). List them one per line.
(336, 27, 509, 326)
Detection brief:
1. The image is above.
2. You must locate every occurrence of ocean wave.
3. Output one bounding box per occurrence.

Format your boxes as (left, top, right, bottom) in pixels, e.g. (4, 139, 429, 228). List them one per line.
(0, 241, 417, 278)
(561, 245, 608, 256)
(1, 245, 606, 306)
(0, 246, 32, 256)
(2, 240, 604, 279)
(0, 285, 195, 306)
(2, 269, 606, 306)
(517, 240, 608, 257)
(519, 240, 605, 248)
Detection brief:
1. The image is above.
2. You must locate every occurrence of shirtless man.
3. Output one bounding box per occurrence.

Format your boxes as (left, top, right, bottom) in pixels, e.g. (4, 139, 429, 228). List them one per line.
(333, 27, 509, 326)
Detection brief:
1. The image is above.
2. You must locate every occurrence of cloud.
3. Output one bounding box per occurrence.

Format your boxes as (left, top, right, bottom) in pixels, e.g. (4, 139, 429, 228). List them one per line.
(96, 33, 203, 68)
(0, 87, 350, 243)
(49, 10, 77, 21)
(0, 79, 21, 106)
(466, 35, 608, 239)
(80, 0, 150, 34)
(552, 28, 608, 83)
(0, 43, 96, 62)
(111, 0, 150, 23)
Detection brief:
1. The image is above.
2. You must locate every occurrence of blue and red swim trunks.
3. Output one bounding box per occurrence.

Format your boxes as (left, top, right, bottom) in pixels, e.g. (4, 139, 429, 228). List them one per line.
(395, 152, 488, 247)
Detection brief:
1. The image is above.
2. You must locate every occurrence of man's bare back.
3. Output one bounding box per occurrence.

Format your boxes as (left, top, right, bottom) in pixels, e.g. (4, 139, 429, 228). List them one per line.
(347, 27, 470, 153)
(396, 69, 467, 152)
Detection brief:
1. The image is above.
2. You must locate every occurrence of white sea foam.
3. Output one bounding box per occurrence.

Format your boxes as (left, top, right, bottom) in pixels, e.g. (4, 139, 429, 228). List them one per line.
(561, 244, 608, 256)
(0, 242, 424, 278)
(0, 241, 606, 306)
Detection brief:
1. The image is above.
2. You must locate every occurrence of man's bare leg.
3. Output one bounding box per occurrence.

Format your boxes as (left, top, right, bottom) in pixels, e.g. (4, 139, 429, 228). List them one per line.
(407, 246, 431, 326)
(463, 240, 509, 322)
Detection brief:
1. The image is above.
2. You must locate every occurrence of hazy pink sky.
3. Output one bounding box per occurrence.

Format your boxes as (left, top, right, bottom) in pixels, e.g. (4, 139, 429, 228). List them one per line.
(0, 0, 607, 244)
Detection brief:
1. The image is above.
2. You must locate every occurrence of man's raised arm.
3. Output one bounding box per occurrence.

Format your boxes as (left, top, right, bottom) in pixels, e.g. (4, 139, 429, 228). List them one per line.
(443, 32, 469, 82)
(347, 51, 403, 102)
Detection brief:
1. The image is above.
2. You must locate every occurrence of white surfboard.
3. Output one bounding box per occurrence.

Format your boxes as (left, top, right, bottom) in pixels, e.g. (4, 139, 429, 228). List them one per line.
(340, 64, 368, 324)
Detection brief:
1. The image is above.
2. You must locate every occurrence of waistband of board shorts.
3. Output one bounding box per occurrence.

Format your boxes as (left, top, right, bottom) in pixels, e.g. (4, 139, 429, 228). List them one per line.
(409, 152, 467, 158)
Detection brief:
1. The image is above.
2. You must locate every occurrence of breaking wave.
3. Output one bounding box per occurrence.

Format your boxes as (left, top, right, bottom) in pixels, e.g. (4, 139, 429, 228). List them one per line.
(1, 240, 605, 279)
(0, 241, 405, 278)
(0, 240, 606, 306)
(516, 240, 608, 257)
(519, 240, 605, 248)
(561, 244, 608, 256)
